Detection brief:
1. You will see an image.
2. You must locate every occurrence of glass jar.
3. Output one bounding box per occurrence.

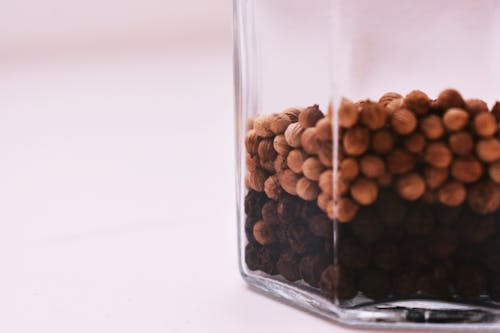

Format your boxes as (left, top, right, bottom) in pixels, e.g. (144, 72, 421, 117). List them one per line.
(234, 0, 500, 328)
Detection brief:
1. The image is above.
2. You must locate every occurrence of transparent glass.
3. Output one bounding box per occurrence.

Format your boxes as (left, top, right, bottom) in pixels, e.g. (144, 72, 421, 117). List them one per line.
(234, 0, 500, 328)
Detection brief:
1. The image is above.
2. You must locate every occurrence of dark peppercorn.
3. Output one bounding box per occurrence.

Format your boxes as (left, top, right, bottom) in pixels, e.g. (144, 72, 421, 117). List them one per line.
(339, 238, 371, 270)
(458, 212, 496, 245)
(299, 255, 329, 287)
(320, 265, 357, 300)
(455, 264, 486, 298)
(245, 243, 277, 274)
(286, 223, 315, 254)
(375, 189, 408, 226)
(405, 203, 435, 236)
(480, 239, 500, 272)
(359, 269, 391, 299)
(245, 216, 258, 242)
(301, 201, 323, 219)
(277, 194, 303, 224)
(417, 274, 449, 298)
(276, 249, 302, 282)
(373, 242, 400, 271)
(428, 227, 458, 258)
(244, 190, 267, 218)
(435, 89, 466, 111)
(488, 273, 500, 301)
(393, 270, 417, 297)
(307, 214, 332, 238)
(261, 200, 280, 225)
(435, 204, 463, 226)
(403, 239, 431, 270)
(351, 207, 383, 244)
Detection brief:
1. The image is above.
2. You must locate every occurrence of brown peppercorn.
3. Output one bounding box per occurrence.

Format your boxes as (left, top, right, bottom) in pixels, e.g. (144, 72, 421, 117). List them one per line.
(284, 122, 304, 148)
(466, 98, 489, 115)
(443, 108, 469, 131)
(420, 114, 445, 139)
(334, 197, 359, 223)
(258, 138, 277, 162)
(387, 148, 416, 174)
(343, 127, 370, 156)
(404, 90, 431, 116)
(449, 131, 474, 156)
(379, 92, 402, 106)
(278, 169, 300, 195)
(296, 177, 320, 201)
(473, 112, 497, 137)
(451, 156, 483, 183)
(424, 166, 448, 190)
(245, 169, 268, 192)
(245, 129, 260, 155)
(299, 104, 324, 128)
(477, 138, 500, 163)
(286, 149, 307, 173)
(269, 113, 292, 134)
(372, 129, 395, 155)
(299, 255, 329, 288)
(468, 180, 500, 214)
(338, 98, 359, 128)
(350, 178, 379, 205)
(283, 107, 301, 123)
(315, 117, 332, 141)
(318, 170, 333, 196)
(246, 154, 259, 172)
(253, 220, 276, 245)
(320, 265, 357, 299)
(317, 141, 333, 167)
(300, 127, 320, 154)
(360, 154, 385, 178)
(359, 101, 388, 130)
(424, 142, 452, 168)
(403, 132, 426, 154)
(435, 88, 465, 110)
(391, 108, 417, 135)
(489, 160, 500, 184)
(339, 158, 359, 181)
(396, 173, 425, 201)
(317, 192, 331, 212)
(273, 134, 291, 155)
(386, 97, 404, 113)
(264, 175, 282, 201)
(335, 172, 349, 196)
(253, 114, 274, 137)
(492, 102, 500, 121)
(438, 181, 466, 207)
(273, 155, 287, 172)
(377, 172, 393, 187)
(359, 269, 391, 299)
(302, 157, 325, 181)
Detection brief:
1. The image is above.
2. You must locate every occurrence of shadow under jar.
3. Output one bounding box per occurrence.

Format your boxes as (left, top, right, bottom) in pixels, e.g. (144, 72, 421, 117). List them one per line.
(235, 0, 500, 328)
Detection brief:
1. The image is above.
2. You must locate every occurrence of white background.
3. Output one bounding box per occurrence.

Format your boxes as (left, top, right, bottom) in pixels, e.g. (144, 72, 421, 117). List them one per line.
(0, 0, 469, 332)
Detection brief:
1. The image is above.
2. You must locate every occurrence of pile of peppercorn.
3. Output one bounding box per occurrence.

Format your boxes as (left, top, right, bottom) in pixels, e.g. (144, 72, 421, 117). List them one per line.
(244, 89, 500, 302)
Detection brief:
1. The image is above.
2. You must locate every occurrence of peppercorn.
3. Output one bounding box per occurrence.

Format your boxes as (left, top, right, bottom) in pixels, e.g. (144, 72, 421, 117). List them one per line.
(391, 108, 417, 135)
(396, 173, 426, 201)
(318, 140, 333, 167)
(339, 238, 371, 270)
(273, 134, 291, 155)
(421, 188, 438, 204)
(273, 154, 288, 172)
(403, 239, 431, 270)
(435, 88, 465, 110)
(245, 216, 258, 242)
(466, 98, 489, 115)
(425, 166, 449, 190)
(261, 200, 280, 224)
(373, 242, 400, 271)
(315, 117, 332, 141)
(253, 114, 274, 138)
(246, 153, 259, 172)
(296, 177, 320, 201)
(307, 214, 332, 238)
(343, 127, 370, 156)
(270, 113, 293, 134)
(448, 131, 474, 156)
(476, 138, 500, 163)
(282, 107, 301, 123)
(435, 204, 463, 226)
(300, 127, 320, 154)
(244, 190, 267, 218)
(339, 158, 359, 181)
(424, 142, 452, 168)
(286, 149, 306, 174)
(404, 202, 435, 236)
(316, 192, 331, 213)
(360, 100, 388, 130)
(360, 154, 386, 178)
(458, 211, 496, 244)
(387, 149, 416, 175)
(302, 157, 325, 181)
(438, 181, 466, 207)
(455, 264, 487, 298)
(284, 122, 304, 148)
(451, 156, 483, 183)
(375, 189, 408, 226)
(245, 242, 277, 274)
(377, 172, 393, 187)
(299, 104, 324, 128)
(480, 239, 500, 272)
(379, 92, 402, 106)
(286, 223, 314, 254)
(416, 274, 449, 298)
(334, 197, 359, 223)
(393, 270, 417, 297)
(264, 175, 282, 201)
(492, 102, 500, 121)
(359, 269, 391, 299)
(350, 177, 379, 205)
(372, 129, 395, 154)
(468, 180, 500, 214)
(276, 249, 302, 281)
(320, 265, 357, 300)
(387, 97, 404, 113)
(278, 169, 300, 195)
(253, 220, 276, 245)
(276, 194, 302, 224)
(404, 90, 431, 116)
(488, 273, 500, 302)
(404, 132, 426, 154)
(443, 108, 469, 131)
(338, 98, 359, 128)
(299, 255, 329, 288)
(351, 207, 382, 243)
(428, 227, 458, 258)
(489, 160, 500, 184)
(420, 114, 445, 139)
(245, 129, 261, 155)
(473, 111, 497, 137)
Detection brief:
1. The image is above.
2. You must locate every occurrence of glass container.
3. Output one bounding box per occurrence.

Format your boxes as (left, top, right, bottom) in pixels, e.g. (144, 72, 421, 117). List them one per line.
(234, 0, 500, 328)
